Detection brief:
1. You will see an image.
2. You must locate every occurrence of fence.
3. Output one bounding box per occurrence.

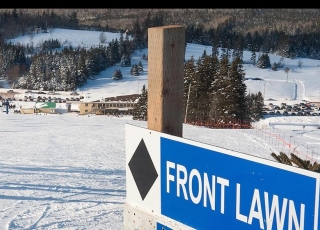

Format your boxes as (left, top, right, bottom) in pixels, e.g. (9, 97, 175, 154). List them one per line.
(188, 120, 320, 163)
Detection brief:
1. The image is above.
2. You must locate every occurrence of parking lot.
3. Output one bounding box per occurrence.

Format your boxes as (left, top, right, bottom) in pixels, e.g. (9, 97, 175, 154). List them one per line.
(263, 101, 320, 117)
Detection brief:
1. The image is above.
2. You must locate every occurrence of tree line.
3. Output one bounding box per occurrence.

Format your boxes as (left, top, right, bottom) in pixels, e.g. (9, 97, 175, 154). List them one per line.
(0, 9, 318, 125)
(2, 9, 320, 60)
(132, 51, 264, 126)
(0, 9, 317, 84)
(1, 32, 134, 91)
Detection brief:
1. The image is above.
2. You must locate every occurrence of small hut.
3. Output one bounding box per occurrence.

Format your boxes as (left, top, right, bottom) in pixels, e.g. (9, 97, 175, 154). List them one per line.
(36, 102, 56, 114)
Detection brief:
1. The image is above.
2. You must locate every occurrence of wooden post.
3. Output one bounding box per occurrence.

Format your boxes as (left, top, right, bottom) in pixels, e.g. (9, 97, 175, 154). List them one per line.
(147, 25, 185, 137)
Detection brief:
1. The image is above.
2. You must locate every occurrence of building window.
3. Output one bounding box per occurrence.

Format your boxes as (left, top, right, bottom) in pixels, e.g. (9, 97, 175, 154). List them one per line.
(85, 110, 88, 112)
(85, 103, 88, 107)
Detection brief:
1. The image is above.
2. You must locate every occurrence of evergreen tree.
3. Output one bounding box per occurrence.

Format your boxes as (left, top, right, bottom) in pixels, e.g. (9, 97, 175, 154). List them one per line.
(112, 69, 122, 80)
(12, 8, 19, 22)
(86, 50, 100, 78)
(226, 56, 248, 124)
(142, 12, 152, 34)
(130, 64, 139, 76)
(246, 91, 264, 121)
(124, 33, 133, 55)
(245, 32, 253, 51)
(195, 54, 215, 122)
(211, 33, 219, 58)
(256, 53, 271, 69)
(183, 56, 197, 123)
(220, 47, 227, 59)
(212, 56, 229, 123)
(132, 19, 144, 50)
(151, 10, 164, 27)
(111, 38, 121, 63)
(132, 84, 148, 120)
(77, 48, 89, 85)
(201, 50, 207, 59)
(142, 12, 152, 46)
(120, 54, 131, 67)
(68, 12, 78, 28)
(137, 61, 143, 73)
(250, 49, 256, 65)
(232, 34, 244, 60)
(271, 62, 278, 71)
(278, 31, 290, 58)
(118, 32, 125, 56)
(208, 54, 221, 122)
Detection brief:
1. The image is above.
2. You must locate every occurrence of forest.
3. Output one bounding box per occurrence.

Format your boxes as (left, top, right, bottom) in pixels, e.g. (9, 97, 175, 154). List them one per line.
(2, 8, 320, 86)
(0, 8, 318, 125)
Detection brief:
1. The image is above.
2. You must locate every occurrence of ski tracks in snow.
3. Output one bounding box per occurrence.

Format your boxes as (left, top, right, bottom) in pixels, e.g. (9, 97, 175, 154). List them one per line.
(7, 205, 50, 230)
(295, 79, 305, 101)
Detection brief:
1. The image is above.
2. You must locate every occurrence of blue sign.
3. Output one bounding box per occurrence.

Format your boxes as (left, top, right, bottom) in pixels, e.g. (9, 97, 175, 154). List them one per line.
(156, 222, 172, 230)
(160, 137, 320, 230)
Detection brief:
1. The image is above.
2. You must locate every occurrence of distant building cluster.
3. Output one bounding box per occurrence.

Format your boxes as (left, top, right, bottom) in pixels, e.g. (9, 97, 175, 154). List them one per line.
(0, 90, 139, 116)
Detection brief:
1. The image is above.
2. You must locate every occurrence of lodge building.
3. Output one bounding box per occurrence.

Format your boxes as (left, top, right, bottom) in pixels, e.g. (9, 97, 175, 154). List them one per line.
(79, 94, 140, 115)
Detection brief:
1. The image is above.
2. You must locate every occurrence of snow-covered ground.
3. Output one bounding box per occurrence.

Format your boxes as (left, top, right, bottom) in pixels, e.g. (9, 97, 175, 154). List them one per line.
(0, 28, 319, 229)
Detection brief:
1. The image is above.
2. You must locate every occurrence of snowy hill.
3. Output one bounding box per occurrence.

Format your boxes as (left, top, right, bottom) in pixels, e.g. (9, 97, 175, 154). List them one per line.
(0, 28, 319, 230)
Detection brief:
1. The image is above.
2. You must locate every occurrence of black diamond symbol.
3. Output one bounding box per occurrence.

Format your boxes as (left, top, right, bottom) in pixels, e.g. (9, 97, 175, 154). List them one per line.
(128, 138, 158, 200)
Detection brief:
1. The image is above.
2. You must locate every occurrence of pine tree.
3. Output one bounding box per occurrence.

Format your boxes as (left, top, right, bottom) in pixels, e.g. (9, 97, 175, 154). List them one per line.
(212, 56, 230, 124)
(124, 33, 133, 55)
(208, 54, 221, 122)
(211, 35, 219, 58)
(246, 91, 264, 121)
(107, 39, 120, 65)
(232, 34, 244, 60)
(130, 64, 139, 76)
(142, 12, 152, 45)
(137, 61, 143, 73)
(183, 56, 197, 123)
(250, 49, 256, 65)
(195, 54, 215, 122)
(120, 54, 131, 67)
(226, 56, 248, 124)
(245, 32, 253, 51)
(118, 32, 125, 56)
(256, 53, 271, 69)
(112, 69, 122, 80)
(132, 19, 144, 50)
(132, 84, 148, 120)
